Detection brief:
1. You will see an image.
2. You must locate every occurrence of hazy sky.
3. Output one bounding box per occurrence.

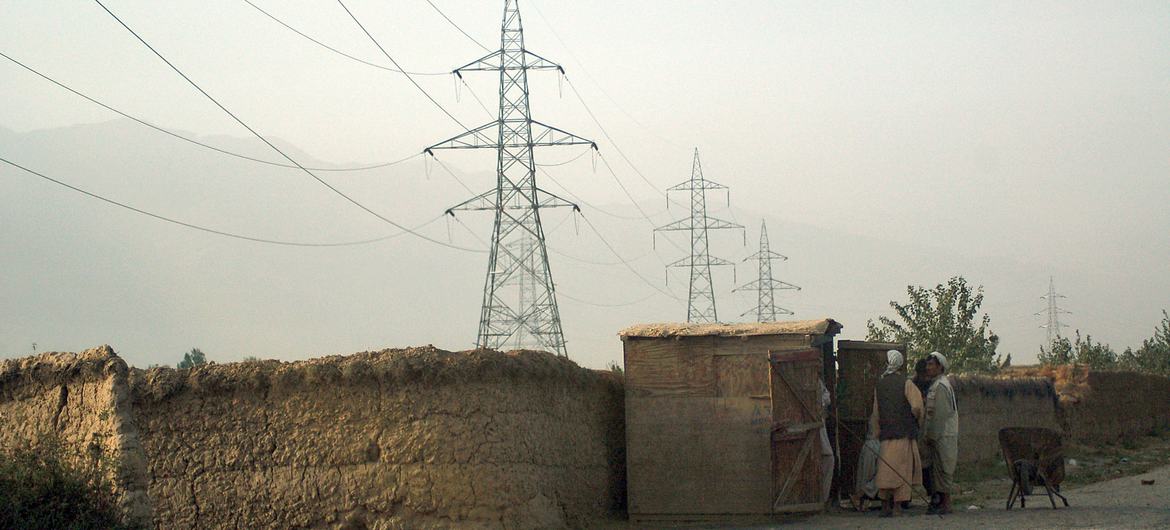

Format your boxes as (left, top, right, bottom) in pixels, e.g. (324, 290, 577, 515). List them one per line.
(2, 1, 1168, 368)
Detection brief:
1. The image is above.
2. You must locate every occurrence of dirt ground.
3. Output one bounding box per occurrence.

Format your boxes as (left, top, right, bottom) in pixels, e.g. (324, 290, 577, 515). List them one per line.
(614, 432, 1170, 529)
(802, 463, 1170, 529)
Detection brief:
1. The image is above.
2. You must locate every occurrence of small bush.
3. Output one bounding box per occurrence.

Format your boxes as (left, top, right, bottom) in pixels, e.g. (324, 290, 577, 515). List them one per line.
(0, 442, 140, 530)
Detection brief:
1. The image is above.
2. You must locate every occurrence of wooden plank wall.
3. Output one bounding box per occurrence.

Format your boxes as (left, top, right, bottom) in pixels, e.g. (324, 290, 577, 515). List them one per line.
(624, 334, 814, 518)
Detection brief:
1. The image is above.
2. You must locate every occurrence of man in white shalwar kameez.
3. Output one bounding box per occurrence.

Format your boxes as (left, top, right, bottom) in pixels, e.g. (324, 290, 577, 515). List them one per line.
(923, 351, 959, 514)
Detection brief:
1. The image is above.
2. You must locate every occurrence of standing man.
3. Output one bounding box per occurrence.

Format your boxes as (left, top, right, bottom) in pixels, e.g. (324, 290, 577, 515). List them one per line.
(869, 350, 924, 517)
(912, 358, 935, 503)
(923, 351, 959, 514)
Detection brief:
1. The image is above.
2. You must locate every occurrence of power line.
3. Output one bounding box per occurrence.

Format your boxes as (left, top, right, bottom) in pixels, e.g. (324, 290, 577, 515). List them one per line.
(93, 0, 480, 253)
(565, 76, 677, 201)
(422, 0, 492, 52)
(0, 155, 441, 247)
(334, 0, 471, 131)
(242, 0, 449, 76)
(558, 289, 659, 308)
(580, 213, 681, 301)
(536, 149, 591, 167)
(527, 0, 691, 154)
(0, 51, 416, 173)
(538, 165, 646, 221)
(244, 0, 496, 120)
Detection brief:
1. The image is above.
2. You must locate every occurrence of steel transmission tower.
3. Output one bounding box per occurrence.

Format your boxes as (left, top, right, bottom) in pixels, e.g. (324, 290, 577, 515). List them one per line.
(734, 220, 800, 322)
(654, 149, 743, 323)
(1036, 276, 1071, 345)
(426, 0, 595, 356)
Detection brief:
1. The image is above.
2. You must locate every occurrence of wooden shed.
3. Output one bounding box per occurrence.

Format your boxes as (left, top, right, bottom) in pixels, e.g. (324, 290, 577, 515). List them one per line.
(619, 319, 842, 524)
(833, 340, 907, 500)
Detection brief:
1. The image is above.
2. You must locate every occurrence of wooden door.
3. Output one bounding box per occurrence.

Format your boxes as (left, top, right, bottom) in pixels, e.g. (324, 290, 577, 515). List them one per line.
(834, 340, 906, 499)
(769, 348, 825, 513)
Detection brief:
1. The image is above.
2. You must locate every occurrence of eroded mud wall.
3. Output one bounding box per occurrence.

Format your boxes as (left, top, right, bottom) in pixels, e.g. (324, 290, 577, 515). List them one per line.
(128, 347, 625, 529)
(949, 375, 1060, 464)
(1062, 370, 1170, 444)
(0, 347, 152, 523)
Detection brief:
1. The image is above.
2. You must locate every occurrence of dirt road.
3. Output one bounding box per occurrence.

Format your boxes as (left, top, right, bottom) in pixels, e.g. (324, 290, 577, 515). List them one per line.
(799, 463, 1170, 529)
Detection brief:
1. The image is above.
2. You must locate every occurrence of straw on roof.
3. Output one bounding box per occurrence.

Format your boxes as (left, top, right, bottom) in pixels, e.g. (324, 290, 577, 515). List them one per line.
(619, 319, 841, 339)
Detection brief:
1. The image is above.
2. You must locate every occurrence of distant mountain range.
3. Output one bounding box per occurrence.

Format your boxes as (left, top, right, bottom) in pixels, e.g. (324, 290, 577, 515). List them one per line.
(2, 119, 1164, 368)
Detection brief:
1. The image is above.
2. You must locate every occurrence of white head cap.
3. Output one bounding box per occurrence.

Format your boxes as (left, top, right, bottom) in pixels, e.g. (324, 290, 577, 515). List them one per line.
(884, 349, 904, 375)
(928, 351, 949, 372)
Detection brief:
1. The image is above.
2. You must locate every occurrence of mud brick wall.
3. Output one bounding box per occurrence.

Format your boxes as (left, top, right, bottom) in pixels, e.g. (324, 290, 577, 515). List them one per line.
(949, 375, 1060, 464)
(0, 347, 152, 523)
(1060, 370, 1170, 444)
(0, 346, 625, 529)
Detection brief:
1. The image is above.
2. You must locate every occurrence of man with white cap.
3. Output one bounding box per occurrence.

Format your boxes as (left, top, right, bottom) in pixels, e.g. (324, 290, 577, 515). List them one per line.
(923, 351, 959, 514)
(869, 349, 923, 517)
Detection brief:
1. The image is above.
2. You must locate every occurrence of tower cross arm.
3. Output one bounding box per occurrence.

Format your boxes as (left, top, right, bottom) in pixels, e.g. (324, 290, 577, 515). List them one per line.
(444, 188, 497, 215)
(534, 187, 580, 211)
(735, 278, 801, 292)
(444, 186, 580, 216)
(704, 216, 744, 231)
(653, 217, 691, 232)
(666, 255, 735, 268)
(453, 49, 565, 76)
(666, 178, 728, 192)
(425, 121, 499, 153)
(739, 306, 794, 319)
(742, 249, 789, 262)
(529, 120, 597, 149)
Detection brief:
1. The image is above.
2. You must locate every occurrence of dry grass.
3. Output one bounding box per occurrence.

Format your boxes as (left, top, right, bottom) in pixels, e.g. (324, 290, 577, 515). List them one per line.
(953, 429, 1170, 507)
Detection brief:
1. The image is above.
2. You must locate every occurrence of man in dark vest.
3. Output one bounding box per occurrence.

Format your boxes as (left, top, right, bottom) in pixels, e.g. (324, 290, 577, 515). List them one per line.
(869, 349, 924, 517)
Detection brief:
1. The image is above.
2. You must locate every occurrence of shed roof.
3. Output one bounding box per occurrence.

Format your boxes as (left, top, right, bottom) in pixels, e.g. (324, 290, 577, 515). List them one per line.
(619, 318, 842, 339)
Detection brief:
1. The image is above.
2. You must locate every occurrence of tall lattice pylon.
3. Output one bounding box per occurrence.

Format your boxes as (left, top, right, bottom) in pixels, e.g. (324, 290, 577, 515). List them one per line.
(426, 0, 595, 356)
(734, 220, 800, 321)
(654, 149, 743, 322)
(1036, 276, 1071, 345)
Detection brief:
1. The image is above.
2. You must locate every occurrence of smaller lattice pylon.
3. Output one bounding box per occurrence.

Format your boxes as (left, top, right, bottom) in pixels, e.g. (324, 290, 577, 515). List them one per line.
(734, 220, 800, 322)
(654, 149, 744, 323)
(1035, 276, 1070, 345)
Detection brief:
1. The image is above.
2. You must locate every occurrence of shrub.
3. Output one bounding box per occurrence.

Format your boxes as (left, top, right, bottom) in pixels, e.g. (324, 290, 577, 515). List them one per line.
(0, 442, 140, 530)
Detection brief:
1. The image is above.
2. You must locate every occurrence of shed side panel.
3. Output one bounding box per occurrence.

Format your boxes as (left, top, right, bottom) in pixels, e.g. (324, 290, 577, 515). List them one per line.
(626, 397, 772, 514)
(624, 337, 716, 398)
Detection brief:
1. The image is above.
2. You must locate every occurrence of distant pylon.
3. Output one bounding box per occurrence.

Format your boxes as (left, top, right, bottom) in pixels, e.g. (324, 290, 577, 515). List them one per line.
(426, 0, 596, 356)
(1035, 276, 1071, 345)
(654, 149, 743, 323)
(734, 220, 800, 322)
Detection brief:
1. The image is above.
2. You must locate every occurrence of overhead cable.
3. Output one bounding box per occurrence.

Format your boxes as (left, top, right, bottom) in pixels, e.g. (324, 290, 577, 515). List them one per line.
(0, 51, 415, 173)
(334, 0, 471, 131)
(422, 0, 492, 52)
(0, 155, 438, 247)
(242, 0, 448, 76)
(528, 1, 692, 154)
(93, 0, 481, 253)
(579, 213, 681, 301)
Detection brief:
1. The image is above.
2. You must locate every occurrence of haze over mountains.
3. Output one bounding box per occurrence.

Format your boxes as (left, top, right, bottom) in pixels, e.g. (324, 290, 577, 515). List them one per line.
(3, 119, 1165, 369)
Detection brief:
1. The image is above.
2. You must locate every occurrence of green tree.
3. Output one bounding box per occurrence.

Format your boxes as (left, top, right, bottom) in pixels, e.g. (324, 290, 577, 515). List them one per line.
(1119, 310, 1170, 375)
(1038, 335, 1074, 365)
(1071, 332, 1118, 369)
(866, 276, 1000, 372)
(1037, 330, 1117, 368)
(177, 348, 207, 369)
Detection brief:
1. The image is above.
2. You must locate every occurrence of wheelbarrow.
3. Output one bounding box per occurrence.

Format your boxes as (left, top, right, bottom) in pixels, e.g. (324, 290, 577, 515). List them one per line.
(998, 427, 1070, 509)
